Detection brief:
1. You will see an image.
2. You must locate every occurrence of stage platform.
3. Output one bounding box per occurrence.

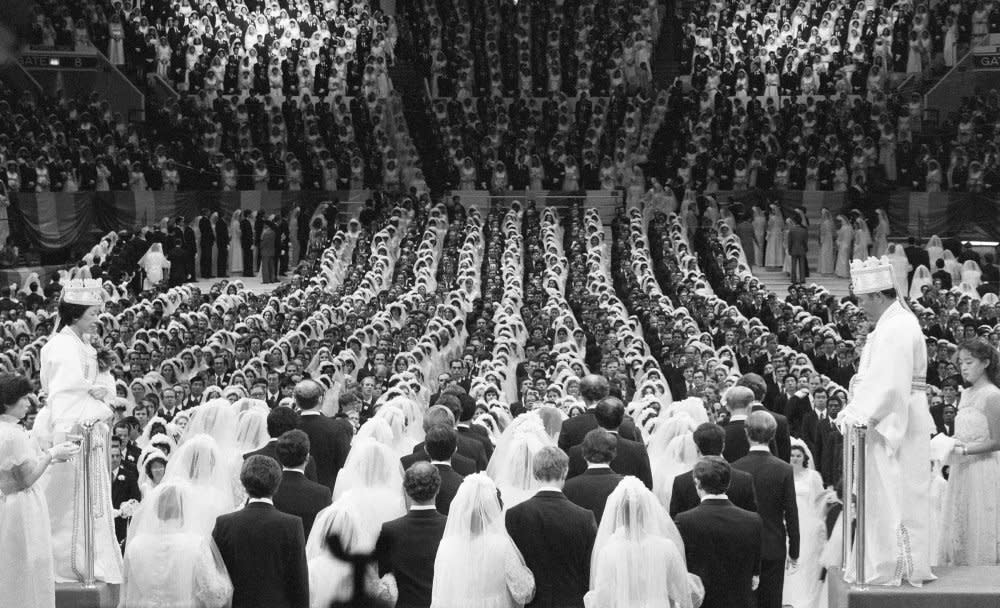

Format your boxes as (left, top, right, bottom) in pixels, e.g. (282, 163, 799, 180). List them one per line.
(828, 566, 1000, 608)
(55, 582, 119, 608)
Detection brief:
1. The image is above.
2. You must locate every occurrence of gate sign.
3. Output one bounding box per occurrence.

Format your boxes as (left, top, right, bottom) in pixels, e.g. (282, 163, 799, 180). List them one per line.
(20, 53, 99, 70)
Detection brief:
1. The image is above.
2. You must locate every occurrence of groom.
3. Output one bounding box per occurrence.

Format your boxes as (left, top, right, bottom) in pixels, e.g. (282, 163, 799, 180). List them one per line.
(836, 257, 935, 585)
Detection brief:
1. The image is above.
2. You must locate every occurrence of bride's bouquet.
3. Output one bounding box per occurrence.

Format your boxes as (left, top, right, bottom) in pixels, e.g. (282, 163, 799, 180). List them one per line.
(115, 499, 141, 519)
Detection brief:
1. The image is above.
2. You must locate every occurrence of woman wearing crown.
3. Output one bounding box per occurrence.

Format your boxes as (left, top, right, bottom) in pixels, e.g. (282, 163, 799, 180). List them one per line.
(34, 279, 123, 584)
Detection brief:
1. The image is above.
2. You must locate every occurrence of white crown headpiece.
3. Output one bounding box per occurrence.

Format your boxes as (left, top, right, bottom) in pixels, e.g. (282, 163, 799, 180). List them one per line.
(850, 256, 895, 295)
(61, 278, 106, 306)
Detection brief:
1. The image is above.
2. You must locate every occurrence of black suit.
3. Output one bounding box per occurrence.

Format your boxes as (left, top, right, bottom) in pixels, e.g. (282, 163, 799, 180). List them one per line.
(562, 467, 624, 524)
(432, 463, 464, 515)
(676, 498, 762, 608)
(566, 436, 653, 489)
(298, 412, 353, 490)
(457, 423, 494, 460)
(401, 448, 476, 476)
(212, 502, 309, 608)
(375, 509, 448, 608)
(244, 440, 319, 482)
(198, 215, 214, 278)
(669, 466, 758, 517)
(784, 393, 813, 438)
(557, 410, 641, 452)
(407, 434, 486, 472)
(818, 423, 843, 487)
(506, 490, 597, 608)
(733, 450, 800, 608)
(111, 466, 141, 546)
(272, 469, 331, 537)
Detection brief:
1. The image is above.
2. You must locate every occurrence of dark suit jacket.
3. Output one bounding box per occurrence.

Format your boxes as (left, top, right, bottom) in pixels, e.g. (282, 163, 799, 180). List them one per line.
(566, 436, 653, 489)
(784, 393, 813, 438)
(111, 466, 141, 543)
(433, 463, 464, 515)
(562, 468, 624, 524)
(506, 491, 597, 608)
(557, 410, 641, 452)
(406, 435, 485, 472)
(272, 470, 331, 537)
(401, 447, 476, 476)
(212, 502, 309, 608)
(787, 224, 808, 256)
(676, 498, 762, 608)
(669, 466, 758, 517)
(375, 509, 448, 608)
(457, 423, 494, 459)
(298, 412, 353, 490)
(732, 450, 800, 561)
(244, 440, 318, 482)
(722, 411, 791, 463)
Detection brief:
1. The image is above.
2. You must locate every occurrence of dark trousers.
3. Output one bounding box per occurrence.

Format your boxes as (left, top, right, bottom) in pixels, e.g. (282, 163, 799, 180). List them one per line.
(199, 246, 213, 278)
(186, 253, 196, 281)
(790, 254, 808, 284)
(242, 246, 253, 276)
(261, 255, 276, 283)
(757, 557, 786, 608)
(217, 246, 228, 277)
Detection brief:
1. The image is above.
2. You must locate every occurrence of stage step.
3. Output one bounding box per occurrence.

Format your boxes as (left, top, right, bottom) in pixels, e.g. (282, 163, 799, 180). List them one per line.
(828, 565, 1000, 608)
(753, 267, 853, 300)
(56, 582, 119, 608)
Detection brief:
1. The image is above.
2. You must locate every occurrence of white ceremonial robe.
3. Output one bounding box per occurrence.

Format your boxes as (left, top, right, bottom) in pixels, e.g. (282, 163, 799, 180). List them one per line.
(841, 301, 935, 586)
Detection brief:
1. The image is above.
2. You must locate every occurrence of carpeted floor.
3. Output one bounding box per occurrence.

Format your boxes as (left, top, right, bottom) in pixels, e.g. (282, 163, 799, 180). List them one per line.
(828, 566, 1000, 608)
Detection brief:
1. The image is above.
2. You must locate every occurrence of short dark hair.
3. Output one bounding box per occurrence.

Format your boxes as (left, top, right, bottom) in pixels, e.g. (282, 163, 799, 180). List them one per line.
(266, 406, 300, 438)
(594, 397, 625, 430)
(693, 456, 731, 494)
(403, 462, 441, 502)
(58, 301, 93, 329)
(693, 423, 726, 456)
(435, 394, 462, 421)
(241, 455, 282, 498)
(581, 428, 617, 464)
(424, 424, 458, 461)
(275, 429, 310, 468)
(0, 373, 33, 412)
(736, 373, 767, 401)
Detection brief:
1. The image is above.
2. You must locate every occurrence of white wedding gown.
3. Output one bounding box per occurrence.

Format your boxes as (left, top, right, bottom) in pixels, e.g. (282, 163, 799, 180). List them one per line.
(783, 468, 826, 607)
(122, 532, 232, 608)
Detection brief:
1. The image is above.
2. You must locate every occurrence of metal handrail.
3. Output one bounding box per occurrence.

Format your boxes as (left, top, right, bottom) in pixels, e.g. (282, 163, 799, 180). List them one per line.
(79, 419, 99, 587)
(842, 422, 868, 585)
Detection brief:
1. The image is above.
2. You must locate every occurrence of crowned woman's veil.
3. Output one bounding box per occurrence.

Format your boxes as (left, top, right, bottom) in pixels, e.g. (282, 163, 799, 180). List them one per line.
(121, 481, 233, 608)
(587, 477, 700, 608)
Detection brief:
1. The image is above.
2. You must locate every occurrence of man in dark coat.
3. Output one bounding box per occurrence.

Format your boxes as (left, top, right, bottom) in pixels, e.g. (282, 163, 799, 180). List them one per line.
(562, 429, 624, 524)
(670, 423, 758, 517)
(294, 380, 353, 490)
(271, 430, 331, 537)
(565, 397, 653, 489)
(167, 238, 187, 287)
(787, 217, 809, 284)
(375, 463, 448, 608)
(180, 216, 198, 282)
(240, 211, 254, 277)
(198, 208, 214, 279)
(215, 211, 230, 277)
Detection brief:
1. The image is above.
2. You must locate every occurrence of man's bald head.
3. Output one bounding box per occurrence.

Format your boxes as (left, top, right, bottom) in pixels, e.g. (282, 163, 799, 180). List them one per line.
(580, 374, 609, 405)
(294, 379, 323, 411)
(725, 386, 755, 413)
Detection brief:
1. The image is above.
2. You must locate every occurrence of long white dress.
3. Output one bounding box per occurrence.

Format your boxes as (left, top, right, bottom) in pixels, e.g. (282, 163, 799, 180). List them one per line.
(765, 211, 784, 267)
(840, 302, 935, 585)
(819, 213, 835, 274)
(36, 327, 123, 583)
(138, 243, 170, 289)
(783, 467, 827, 607)
(229, 215, 243, 275)
(0, 417, 56, 608)
(122, 532, 233, 608)
(835, 221, 853, 277)
(939, 382, 1000, 566)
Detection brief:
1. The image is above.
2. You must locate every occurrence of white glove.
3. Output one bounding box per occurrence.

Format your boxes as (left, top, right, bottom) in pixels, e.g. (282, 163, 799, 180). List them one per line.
(835, 410, 863, 434)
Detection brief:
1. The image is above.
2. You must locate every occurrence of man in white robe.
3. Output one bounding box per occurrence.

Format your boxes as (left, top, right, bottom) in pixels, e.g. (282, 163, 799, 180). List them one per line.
(837, 257, 935, 586)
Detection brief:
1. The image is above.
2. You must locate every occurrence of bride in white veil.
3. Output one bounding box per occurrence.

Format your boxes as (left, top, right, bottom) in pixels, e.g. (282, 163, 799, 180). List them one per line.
(486, 412, 553, 508)
(431, 474, 535, 608)
(121, 481, 233, 608)
(783, 438, 833, 608)
(331, 437, 406, 522)
(909, 265, 933, 300)
(586, 477, 700, 608)
(926, 235, 943, 269)
(162, 434, 238, 530)
(962, 259, 983, 290)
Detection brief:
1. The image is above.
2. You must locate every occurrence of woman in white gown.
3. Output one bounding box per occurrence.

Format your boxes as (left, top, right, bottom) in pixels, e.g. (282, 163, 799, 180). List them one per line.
(486, 412, 553, 507)
(818, 208, 835, 275)
(331, 437, 406, 521)
(764, 204, 784, 268)
(162, 434, 238, 531)
(35, 286, 124, 583)
(586, 477, 699, 608)
(646, 415, 700, 509)
(432, 473, 535, 608)
(138, 243, 170, 290)
(939, 340, 1000, 566)
(834, 215, 853, 277)
(0, 375, 80, 608)
(229, 210, 243, 276)
(752, 205, 767, 267)
(120, 481, 233, 608)
(782, 440, 830, 608)
(873, 209, 890, 257)
(926, 234, 944, 270)
(962, 260, 983, 291)
(943, 250, 962, 283)
(909, 265, 933, 300)
(852, 217, 871, 260)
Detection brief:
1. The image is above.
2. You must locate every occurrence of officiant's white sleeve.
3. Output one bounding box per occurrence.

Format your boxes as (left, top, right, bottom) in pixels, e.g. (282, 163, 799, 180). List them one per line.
(843, 315, 915, 450)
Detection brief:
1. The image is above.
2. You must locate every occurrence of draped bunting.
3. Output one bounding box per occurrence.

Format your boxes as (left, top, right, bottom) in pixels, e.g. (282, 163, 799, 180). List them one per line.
(6, 190, 370, 251)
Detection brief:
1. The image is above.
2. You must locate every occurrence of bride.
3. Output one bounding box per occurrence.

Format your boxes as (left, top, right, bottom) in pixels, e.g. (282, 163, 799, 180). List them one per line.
(432, 473, 535, 608)
(120, 481, 233, 608)
(586, 477, 699, 608)
(782, 440, 831, 607)
(486, 413, 553, 508)
(35, 280, 123, 583)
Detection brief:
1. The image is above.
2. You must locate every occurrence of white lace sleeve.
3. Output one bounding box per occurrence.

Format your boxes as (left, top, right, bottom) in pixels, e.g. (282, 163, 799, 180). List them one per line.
(364, 564, 398, 606)
(194, 538, 234, 608)
(504, 537, 535, 606)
